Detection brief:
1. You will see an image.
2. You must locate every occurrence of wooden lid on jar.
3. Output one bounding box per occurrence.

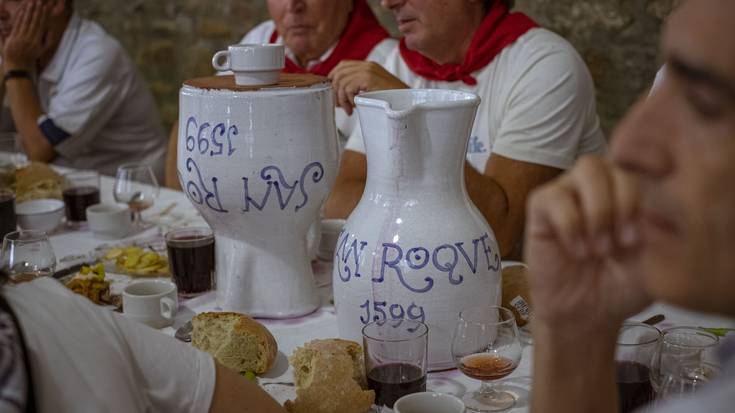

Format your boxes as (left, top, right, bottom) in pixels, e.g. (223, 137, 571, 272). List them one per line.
(184, 73, 328, 91)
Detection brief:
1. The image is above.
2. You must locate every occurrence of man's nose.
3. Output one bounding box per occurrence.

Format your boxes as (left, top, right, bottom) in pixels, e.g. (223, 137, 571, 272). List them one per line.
(610, 90, 674, 178)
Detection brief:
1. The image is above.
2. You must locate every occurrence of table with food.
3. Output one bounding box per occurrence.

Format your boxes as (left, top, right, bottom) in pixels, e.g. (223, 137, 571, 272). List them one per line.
(1, 43, 734, 413)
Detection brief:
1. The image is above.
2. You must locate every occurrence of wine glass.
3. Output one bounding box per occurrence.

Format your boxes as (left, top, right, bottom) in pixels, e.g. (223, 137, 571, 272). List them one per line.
(113, 164, 159, 229)
(615, 323, 661, 413)
(451, 306, 523, 412)
(1, 230, 56, 283)
(650, 327, 719, 395)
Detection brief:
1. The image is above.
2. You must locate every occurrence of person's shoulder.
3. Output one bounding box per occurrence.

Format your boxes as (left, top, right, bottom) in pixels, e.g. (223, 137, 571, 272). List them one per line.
(503, 28, 586, 69)
(240, 20, 276, 44)
(68, 18, 130, 73)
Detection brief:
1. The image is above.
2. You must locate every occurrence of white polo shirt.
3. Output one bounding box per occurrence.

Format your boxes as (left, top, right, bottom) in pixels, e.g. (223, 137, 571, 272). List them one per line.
(6, 277, 215, 413)
(345, 28, 607, 172)
(240, 20, 398, 141)
(34, 13, 166, 180)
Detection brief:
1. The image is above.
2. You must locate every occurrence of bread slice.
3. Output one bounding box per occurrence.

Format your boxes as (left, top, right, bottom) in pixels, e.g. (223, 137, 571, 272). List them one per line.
(191, 312, 277, 374)
(285, 339, 375, 413)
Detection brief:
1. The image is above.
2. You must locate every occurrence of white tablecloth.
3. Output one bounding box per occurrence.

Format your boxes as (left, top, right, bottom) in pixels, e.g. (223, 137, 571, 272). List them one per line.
(46, 174, 735, 412)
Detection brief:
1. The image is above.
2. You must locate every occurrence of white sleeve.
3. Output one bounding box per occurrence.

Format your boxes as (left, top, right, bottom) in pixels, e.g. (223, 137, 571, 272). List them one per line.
(491, 37, 606, 170)
(8, 279, 216, 413)
(112, 314, 217, 413)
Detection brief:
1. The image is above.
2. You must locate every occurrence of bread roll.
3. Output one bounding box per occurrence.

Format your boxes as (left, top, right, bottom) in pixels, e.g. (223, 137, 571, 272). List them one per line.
(191, 312, 277, 374)
(285, 339, 374, 413)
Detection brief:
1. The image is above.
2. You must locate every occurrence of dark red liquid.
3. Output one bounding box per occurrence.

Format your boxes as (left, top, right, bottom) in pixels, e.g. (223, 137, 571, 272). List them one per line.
(367, 363, 426, 407)
(617, 361, 655, 413)
(63, 186, 100, 222)
(167, 235, 215, 296)
(0, 192, 16, 238)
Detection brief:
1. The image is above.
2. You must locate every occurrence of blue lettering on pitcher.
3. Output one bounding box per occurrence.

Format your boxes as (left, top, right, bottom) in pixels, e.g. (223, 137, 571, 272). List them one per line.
(241, 162, 325, 212)
(184, 158, 229, 213)
(334, 229, 368, 282)
(337, 232, 501, 294)
(185, 116, 237, 157)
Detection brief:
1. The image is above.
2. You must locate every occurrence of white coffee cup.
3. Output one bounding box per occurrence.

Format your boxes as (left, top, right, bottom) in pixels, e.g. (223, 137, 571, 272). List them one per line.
(394, 392, 465, 413)
(86, 203, 131, 239)
(212, 44, 285, 86)
(123, 280, 178, 328)
(318, 218, 346, 261)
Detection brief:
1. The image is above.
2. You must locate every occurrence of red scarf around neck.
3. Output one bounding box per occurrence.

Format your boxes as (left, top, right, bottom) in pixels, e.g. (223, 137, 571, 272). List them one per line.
(269, 0, 389, 76)
(399, 2, 538, 85)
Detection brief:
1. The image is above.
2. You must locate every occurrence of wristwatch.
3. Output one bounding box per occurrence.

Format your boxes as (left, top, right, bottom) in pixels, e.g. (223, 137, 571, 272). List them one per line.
(3, 69, 31, 84)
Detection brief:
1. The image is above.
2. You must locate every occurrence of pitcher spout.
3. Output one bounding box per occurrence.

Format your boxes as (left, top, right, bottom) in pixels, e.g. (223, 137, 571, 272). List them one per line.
(354, 89, 480, 119)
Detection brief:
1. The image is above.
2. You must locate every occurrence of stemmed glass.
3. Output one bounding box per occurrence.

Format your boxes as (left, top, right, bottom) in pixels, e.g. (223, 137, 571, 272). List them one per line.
(1, 230, 56, 283)
(113, 164, 159, 229)
(452, 306, 523, 412)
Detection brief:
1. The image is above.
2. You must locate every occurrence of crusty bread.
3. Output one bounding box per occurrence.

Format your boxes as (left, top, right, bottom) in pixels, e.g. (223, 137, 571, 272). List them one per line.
(284, 339, 375, 413)
(191, 312, 277, 374)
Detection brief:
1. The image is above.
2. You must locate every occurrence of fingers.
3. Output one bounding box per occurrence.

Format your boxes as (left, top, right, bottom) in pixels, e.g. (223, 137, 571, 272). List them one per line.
(527, 179, 586, 258)
(527, 156, 641, 259)
(8, 2, 28, 39)
(28, 1, 44, 41)
(568, 157, 615, 253)
(18, 1, 35, 37)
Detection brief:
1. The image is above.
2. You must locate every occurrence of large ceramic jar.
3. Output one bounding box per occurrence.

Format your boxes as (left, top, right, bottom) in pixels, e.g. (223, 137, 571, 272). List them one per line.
(333, 89, 502, 370)
(178, 72, 339, 318)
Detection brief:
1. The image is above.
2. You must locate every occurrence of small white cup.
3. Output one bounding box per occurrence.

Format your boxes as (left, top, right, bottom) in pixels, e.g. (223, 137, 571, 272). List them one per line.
(394, 392, 465, 413)
(86, 203, 131, 239)
(318, 218, 346, 261)
(212, 44, 285, 86)
(123, 280, 178, 328)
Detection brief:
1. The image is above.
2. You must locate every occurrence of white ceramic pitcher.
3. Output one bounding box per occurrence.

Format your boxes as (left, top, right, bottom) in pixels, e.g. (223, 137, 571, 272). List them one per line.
(333, 89, 502, 370)
(178, 46, 339, 318)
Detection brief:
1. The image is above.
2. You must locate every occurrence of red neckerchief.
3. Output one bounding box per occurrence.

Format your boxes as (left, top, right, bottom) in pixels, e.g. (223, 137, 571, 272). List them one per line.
(399, 3, 538, 85)
(269, 0, 389, 76)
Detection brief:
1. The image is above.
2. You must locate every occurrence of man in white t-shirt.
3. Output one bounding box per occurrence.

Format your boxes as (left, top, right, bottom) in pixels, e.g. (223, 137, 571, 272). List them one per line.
(164, 0, 397, 189)
(327, 0, 606, 257)
(525, 0, 735, 412)
(0, 0, 166, 181)
(1, 277, 286, 412)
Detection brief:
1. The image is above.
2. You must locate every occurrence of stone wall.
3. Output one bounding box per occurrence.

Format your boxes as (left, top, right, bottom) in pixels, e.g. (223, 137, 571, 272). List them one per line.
(74, 0, 679, 136)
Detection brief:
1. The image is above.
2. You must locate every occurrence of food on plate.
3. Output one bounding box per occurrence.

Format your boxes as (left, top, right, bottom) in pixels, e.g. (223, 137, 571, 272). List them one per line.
(104, 246, 169, 276)
(15, 162, 63, 202)
(191, 312, 277, 374)
(284, 339, 375, 413)
(502, 264, 532, 327)
(65, 263, 111, 305)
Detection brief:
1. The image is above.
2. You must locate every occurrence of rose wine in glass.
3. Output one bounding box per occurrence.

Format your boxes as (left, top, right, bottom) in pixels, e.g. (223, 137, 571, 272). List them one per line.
(452, 306, 522, 412)
(113, 164, 159, 229)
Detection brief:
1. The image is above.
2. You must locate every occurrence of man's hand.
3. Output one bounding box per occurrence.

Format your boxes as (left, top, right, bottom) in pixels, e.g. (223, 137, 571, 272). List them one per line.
(328, 60, 409, 115)
(524, 156, 652, 335)
(3, 1, 49, 71)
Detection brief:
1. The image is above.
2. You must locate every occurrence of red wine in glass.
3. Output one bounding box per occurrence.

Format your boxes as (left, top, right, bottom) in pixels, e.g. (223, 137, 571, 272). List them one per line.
(166, 231, 215, 297)
(63, 186, 100, 222)
(367, 363, 426, 407)
(616, 360, 656, 413)
(0, 190, 16, 239)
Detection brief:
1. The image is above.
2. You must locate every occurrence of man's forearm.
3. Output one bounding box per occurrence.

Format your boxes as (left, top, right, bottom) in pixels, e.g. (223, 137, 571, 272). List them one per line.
(6, 77, 55, 162)
(531, 323, 620, 413)
(324, 177, 365, 219)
